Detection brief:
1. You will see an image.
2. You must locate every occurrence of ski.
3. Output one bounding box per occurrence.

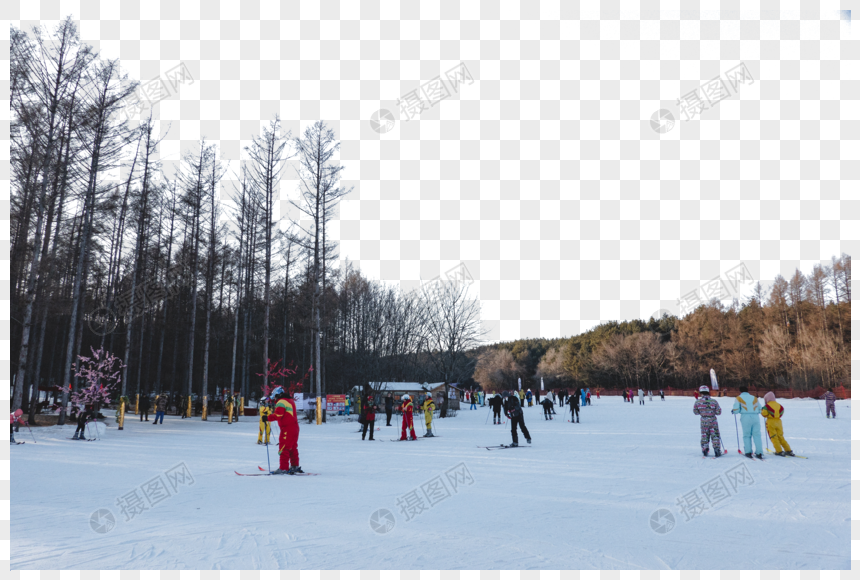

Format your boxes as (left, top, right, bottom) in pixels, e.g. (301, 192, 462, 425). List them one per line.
(390, 438, 425, 442)
(258, 466, 319, 475)
(11, 442, 25, 445)
(485, 444, 531, 449)
(235, 471, 271, 476)
(66, 438, 96, 441)
(765, 450, 807, 459)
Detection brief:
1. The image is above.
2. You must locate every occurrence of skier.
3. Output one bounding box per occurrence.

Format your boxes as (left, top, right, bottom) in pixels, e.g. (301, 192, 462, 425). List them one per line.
(400, 394, 418, 440)
(139, 392, 151, 422)
(559, 389, 566, 406)
(469, 392, 477, 410)
(10, 409, 25, 444)
(585, 391, 591, 406)
(257, 397, 272, 445)
(540, 396, 555, 420)
(693, 386, 723, 457)
(761, 391, 795, 456)
(422, 394, 436, 437)
(153, 393, 167, 424)
(648, 390, 653, 402)
(629, 389, 634, 404)
(384, 393, 394, 426)
(821, 387, 837, 418)
(622, 389, 627, 403)
(266, 387, 303, 474)
(361, 394, 377, 441)
(526, 389, 533, 407)
(570, 387, 581, 423)
(660, 389, 665, 401)
(345, 395, 351, 418)
(489, 393, 504, 424)
(73, 404, 95, 440)
(732, 386, 764, 459)
(504, 390, 531, 447)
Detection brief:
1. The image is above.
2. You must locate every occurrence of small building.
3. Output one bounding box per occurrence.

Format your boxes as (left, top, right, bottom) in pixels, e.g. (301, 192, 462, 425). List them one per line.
(352, 382, 460, 410)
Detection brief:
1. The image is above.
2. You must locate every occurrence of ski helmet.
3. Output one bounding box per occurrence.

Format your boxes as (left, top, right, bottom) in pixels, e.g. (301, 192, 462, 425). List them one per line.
(271, 387, 285, 399)
(401, 394, 410, 401)
(502, 391, 510, 398)
(699, 385, 710, 393)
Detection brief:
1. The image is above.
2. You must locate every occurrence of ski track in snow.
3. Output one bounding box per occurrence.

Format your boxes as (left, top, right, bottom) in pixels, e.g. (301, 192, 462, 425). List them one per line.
(11, 397, 851, 569)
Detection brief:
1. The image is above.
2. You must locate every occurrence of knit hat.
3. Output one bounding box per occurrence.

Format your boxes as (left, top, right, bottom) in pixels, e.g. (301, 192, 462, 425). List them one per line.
(763, 392, 776, 404)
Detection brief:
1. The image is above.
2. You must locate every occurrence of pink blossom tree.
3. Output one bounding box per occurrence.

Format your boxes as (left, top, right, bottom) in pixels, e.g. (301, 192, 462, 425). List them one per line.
(66, 347, 126, 411)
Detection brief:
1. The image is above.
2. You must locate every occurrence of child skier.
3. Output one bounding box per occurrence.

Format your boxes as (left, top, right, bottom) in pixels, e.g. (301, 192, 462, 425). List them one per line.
(72, 404, 95, 440)
(732, 386, 763, 459)
(10, 409, 25, 444)
(540, 396, 554, 420)
(266, 387, 303, 474)
(257, 397, 272, 444)
(821, 387, 837, 418)
(422, 394, 436, 436)
(489, 393, 504, 424)
(526, 389, 533, 407)
(693, 386, 723, 457)
(504, 391, 531, 447)
(761, 392, 795, 456)
(400, 394, 417, 440)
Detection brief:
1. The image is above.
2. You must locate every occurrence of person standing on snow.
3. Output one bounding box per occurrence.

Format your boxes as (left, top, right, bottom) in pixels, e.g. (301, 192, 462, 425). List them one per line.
(693, 386, 723, 457)
(504, 391, 531, 447)
(821, 387, 837, 418)
(422, 394, 436, 437)
(761, 392, 795, 456)
(73, 404, 95, 440)
(10, 409, 25, 443)
(526, 389, 533, 407)
(400, 394, 418, 440)
(153, 394, 167, 424)
(570, 387, 581, 423)
(469, 392, 477, 410)
(660, 389, 665, 401)
(384, 393, 394, 426)
(489, 393, 504, 424)
(266, 387, 303, 474)
(257, 397, 272, 445)
(732, 386, 764, 459)
(139, 392, 151, 422)
(540, 396, 555, 420)
(638, 388, 645, 405)
(648, 390, 653, 402)
(361, 395, 377, 441)
(585, 390, 591, 406)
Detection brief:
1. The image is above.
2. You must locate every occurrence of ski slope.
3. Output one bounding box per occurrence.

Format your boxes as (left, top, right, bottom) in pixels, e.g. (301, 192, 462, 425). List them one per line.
(11, 396, 851, 570)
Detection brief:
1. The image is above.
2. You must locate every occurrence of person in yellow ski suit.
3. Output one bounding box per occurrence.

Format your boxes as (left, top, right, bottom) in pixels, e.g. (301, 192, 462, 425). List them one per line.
(258, 397, 272, 444)
(760, 391, 795, 456)
(422, 396, 436, 437)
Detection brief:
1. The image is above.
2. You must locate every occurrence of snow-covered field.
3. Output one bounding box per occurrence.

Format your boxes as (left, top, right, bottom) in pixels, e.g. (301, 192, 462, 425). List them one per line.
(11, 396, 851, 570)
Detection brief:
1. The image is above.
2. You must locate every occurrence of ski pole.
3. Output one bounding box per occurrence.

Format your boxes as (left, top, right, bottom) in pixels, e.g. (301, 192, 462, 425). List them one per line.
(815, 399, 825, 418)
(733, 413, 742, 455)
(761, 415, 770, 452)
(25, 421, 36, 443)
(484, 405, 492, 425)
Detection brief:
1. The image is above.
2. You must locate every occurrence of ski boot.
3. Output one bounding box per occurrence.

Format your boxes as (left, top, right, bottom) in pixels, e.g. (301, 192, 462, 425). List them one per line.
(755, 453, 763, 460)
(744, 452, 753, 458)
(271, 469, 288, 475)
(526, 438, 532, 444)
(775, 451, 785, 456)
(71, 433, 79, 440)
(289, 466, 304, 474)
(785, 450, 795, 456)
(510, 442, 518, 447)
(714, 449, 722, 457)
(703, 449, 709, 457)
(576, 419, 579, 423)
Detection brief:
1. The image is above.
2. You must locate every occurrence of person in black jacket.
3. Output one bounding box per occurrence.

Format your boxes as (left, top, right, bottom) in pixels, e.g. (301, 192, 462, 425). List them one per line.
(73, 404, 95, 440)
(570, 387, 581, 423)
(384, 394, 394, 426)
(139, 392, 151, 422)
(541, 396, 555, 420)
(503, 391, 531, 447)
(489, 393, 504, 424)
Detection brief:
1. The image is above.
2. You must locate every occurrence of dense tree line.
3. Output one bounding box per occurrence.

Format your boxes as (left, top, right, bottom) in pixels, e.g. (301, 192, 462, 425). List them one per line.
(475, 258, 851, 394)
(10, 19, 485, 425)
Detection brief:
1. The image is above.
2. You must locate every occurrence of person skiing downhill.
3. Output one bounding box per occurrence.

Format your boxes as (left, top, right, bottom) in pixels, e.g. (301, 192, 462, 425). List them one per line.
(361, 395, 377, 440)
(570, 387, 581, 423)
(504, 391, 531, 447)
(266, 387, 303, 474)
(821, 387, 837, 418)
(422, 394, 436, 437)
(761, 391, 795, 456)
(732, 386, 764, 459)
(693, 386, 723, 456)
(257, 397, 272, 444)
(489, 393, 504, 424)
(540, 396, 555, 420)
(400, 394, 417, 441)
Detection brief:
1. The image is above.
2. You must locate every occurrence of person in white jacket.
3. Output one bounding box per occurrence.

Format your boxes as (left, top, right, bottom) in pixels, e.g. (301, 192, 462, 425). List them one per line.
(638, 388, 645, 405)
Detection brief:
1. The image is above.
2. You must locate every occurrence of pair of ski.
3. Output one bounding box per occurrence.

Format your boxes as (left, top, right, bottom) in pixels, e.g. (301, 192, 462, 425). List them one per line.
(389, 436, 438, 441)
(67, 437, 97, 442)
(235, 466, 319, 476)
(11, 441, 25, 445)
(480, 444, 531, 450)
(765, 449, 808, 459)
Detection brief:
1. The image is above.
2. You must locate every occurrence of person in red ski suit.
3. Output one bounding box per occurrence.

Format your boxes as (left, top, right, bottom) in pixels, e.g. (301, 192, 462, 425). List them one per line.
(400, 394, 417, 440)
(266, 387, 303, 474)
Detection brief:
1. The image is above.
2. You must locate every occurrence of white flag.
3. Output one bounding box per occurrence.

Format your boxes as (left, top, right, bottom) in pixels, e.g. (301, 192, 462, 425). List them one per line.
(541, 377, 545, 392)
(518, 378, 522, 390)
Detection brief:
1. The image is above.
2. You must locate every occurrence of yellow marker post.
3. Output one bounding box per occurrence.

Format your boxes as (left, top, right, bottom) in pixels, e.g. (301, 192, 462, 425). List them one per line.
(186, 396, 192, 418)
(227, 401, 233, 424)
(316, 396, 322, 424)
(135, 394, 139, 416)
(202, 395, 208, 420)
(118, 401, 126, 430)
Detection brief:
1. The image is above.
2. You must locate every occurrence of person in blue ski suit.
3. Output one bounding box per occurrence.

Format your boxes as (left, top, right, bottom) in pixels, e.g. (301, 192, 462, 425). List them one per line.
(732, 386, 763, 459)
(580, 388, 586, 407)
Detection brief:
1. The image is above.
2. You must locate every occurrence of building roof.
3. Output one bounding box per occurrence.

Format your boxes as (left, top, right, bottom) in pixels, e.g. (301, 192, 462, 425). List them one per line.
(353, 382, 446, 392)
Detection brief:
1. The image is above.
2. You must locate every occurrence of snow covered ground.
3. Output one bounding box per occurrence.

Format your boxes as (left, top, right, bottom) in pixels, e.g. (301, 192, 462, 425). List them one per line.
(11, 396, 851, 570)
